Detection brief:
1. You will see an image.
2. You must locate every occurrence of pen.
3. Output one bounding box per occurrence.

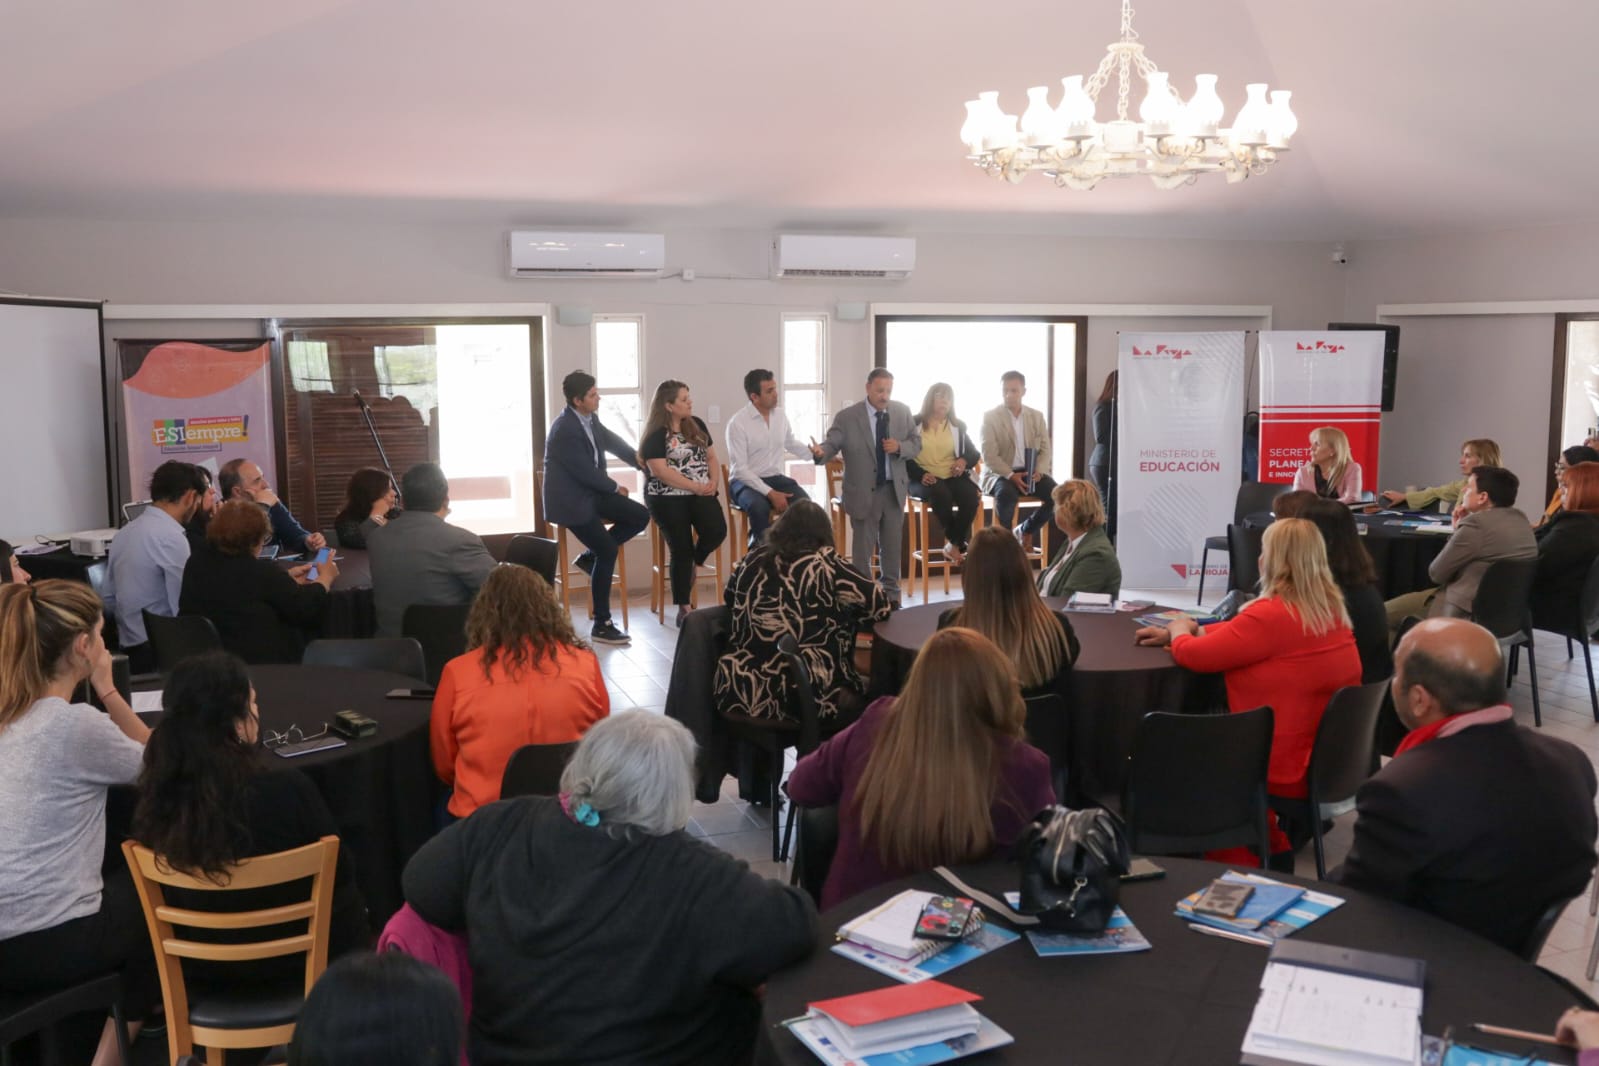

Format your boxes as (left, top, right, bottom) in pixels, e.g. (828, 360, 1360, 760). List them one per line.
(1469, 1023, 1565, 1047)
(1188, 923, 1271, 947)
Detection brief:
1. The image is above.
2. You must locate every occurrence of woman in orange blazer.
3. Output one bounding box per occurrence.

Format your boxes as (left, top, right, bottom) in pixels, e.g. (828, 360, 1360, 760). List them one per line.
(431, 565, 609, 818)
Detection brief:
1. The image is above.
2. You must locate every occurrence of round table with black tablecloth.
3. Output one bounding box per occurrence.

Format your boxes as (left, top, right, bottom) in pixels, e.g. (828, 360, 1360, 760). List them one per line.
(757, 857, 1580, 1066)
(1245, 510, 1450, 600)
(124, 664, 435, 925)
(869, 601, 1224, 807)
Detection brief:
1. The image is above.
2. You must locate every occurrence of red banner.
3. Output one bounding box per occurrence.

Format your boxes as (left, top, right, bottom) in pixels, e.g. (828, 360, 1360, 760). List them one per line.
(1258, 334, 1386, 489)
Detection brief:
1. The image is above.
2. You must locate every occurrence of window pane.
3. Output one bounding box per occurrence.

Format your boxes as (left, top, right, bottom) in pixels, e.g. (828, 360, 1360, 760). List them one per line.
(884, 321, 1051, 431)
(595, 320, 640, 389)
(1562, 321, 1599, 446)
(375, 344, 440, 418)
(286, 341, 333, 393)
(599, 393, 642, 449)
(784, 318, 823, 384)
(784, 388, 828, 448)
(434, 324, 535, 536)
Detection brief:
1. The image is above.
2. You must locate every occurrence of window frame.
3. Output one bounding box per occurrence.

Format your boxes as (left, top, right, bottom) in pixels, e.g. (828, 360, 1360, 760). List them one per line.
(780, 311, 830, 443)
(1549, 312, 1599, 502)
(591, 313, 646, 487)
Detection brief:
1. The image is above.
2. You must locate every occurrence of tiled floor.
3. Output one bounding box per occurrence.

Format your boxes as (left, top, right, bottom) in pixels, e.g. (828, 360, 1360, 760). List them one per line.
(597, 573, 1599, 995)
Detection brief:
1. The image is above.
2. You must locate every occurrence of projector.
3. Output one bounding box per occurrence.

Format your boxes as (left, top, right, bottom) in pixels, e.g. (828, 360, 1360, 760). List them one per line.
(69, 529, 119, 558)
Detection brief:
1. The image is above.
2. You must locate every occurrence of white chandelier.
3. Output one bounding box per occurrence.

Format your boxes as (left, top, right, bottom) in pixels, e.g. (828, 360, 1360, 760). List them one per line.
(958, 0, 1298, 190)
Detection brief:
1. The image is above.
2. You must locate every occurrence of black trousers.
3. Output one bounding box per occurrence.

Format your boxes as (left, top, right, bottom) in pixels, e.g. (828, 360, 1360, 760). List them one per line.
(647, 493, 728, 605)
(565, 492, 652, 624)
(991, 474, 1059, 535)
(0, 867, 161, 1021)
(908, 475, 981, 552)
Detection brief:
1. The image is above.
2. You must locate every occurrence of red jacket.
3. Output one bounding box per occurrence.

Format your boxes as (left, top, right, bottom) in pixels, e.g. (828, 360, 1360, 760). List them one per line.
(1170, 597, 1361, 798)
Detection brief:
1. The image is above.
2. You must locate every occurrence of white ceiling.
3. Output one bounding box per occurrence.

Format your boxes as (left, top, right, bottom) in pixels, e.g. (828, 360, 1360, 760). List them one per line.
(4, 0, 1596, 241)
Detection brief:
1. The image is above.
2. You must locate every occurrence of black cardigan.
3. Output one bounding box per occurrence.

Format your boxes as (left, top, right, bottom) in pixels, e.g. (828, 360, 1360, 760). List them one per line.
(906, 416, 981, 482)
(1531, 510, 1599, 631)
(179, 545, 329, 664)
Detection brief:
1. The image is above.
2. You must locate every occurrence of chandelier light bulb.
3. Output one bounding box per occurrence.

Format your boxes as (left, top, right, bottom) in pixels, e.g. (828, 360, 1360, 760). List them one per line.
(960, 100, 987, 153)
(1185, 74, 1224, 137)
(1020, 86, 1057, 145)
(1138, 71, 1177, 135)
(1267, 90, 1298, 147)
(1055, 75, 1097, 139)
(984, 113, 1020, 152)
(1228, 82, 1272, 149)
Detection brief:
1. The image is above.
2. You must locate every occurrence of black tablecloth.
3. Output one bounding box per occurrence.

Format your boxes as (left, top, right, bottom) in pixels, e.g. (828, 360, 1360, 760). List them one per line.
(757, 857, 1580, 1066)
(869, 601, 1225, 806)
(125, 664, 435, 924)
(16, 547, 100, 583)
(1245, 510, 1449, 599)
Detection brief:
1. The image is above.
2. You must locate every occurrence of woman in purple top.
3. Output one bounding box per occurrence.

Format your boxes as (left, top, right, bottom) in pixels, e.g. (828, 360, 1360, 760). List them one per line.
(786, 627, 1056, 909)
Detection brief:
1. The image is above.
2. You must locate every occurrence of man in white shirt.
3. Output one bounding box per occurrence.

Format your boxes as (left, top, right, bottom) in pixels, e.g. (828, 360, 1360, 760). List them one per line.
(726, 369, 814, 548)
(104, 460, 206, 672)
(979, 370, 1056, 551)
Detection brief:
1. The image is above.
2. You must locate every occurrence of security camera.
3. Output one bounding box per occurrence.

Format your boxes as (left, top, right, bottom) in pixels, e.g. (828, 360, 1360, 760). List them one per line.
(1330, 243, 1349, 266)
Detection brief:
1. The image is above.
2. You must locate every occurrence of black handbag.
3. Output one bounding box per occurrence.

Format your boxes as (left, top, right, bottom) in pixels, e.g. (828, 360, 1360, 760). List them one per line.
(1016, 806, 1130, 933)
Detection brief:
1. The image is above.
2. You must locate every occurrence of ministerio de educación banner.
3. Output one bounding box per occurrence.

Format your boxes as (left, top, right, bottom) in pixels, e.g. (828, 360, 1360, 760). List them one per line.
(1257, 331, 1385, 488)
(1116, 332, 1246, 591)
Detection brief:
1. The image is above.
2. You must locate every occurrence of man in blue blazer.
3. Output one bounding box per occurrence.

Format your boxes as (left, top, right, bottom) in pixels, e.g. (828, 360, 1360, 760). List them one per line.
(543, 370, 649, 644)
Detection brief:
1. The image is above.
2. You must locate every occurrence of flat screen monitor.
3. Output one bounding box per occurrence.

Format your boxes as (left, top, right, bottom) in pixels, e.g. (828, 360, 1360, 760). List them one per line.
(1327, 322, 1400, 412)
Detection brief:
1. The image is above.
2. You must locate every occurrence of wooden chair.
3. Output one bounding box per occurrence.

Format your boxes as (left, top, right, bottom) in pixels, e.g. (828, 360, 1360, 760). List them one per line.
(122, 836, 340, 1066)
(648, 513, 726, 624)
(536, 473, 630, 630)
(721, 465, 750, 562)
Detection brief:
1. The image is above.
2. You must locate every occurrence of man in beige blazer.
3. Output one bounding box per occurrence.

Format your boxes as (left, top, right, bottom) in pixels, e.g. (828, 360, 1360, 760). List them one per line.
(1383, 465, 1536, 632)
(980, 370, 1055, 549)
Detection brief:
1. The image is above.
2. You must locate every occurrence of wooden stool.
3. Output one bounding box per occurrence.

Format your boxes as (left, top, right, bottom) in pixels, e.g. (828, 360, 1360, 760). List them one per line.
(648, 513, 727, 624)
(1012, 498, 1055, 569)
(552, 524, 631, 630)
(824, 459, 848, 553)
(907, 496, 959, 602)
(722, 465, 749, 563)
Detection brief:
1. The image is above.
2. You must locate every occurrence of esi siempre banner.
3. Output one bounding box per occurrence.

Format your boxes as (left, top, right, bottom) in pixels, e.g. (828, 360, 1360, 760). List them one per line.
(1258, 331, 1385, 487)
(119, 340, 276, 500)
(1116, 332, 1245, 591)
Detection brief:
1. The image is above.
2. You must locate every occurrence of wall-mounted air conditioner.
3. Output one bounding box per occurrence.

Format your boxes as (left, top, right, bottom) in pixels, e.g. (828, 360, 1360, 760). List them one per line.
(773, 235, 916, 280)
(508, 231, 666, 278)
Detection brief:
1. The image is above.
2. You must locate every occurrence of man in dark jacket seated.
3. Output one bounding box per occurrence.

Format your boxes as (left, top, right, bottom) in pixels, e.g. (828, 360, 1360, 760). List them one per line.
(1337, 618, 1597, 954)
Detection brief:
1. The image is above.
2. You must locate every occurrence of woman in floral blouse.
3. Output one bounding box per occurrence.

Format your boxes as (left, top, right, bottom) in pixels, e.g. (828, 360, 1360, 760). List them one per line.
(640, 379, 728, 628)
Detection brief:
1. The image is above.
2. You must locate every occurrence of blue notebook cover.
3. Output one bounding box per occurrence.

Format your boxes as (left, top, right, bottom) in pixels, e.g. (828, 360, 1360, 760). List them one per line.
(831, 923, 1021, 984)
(1176, 872, 1303, 932)
(1178, 871, 1345, 943)
(1023, 908, 1152, 957)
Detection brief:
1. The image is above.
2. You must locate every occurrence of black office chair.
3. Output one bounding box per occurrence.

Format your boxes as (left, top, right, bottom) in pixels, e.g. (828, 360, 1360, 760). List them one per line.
(0, 972, 130, 1066)
(401, 604, 472, 687)
(1023, 692, 1070, 801)
(1522, 894, 1581, 963)
(1472, 557, 1542, 726)
(1267, 680, 1388, 878)
(790, 804, 840, 906)
(1198, 483, 1283, 603)
(301, 638, 427, 683)
(721, 633, 841, 863)
(505, 535, 559, 586)
(1532, 554, 1599, 723)
(501, 741, 581, 799)
(141, 611, 221, 676)
(1122, 706, 1274, 868)
(1225, 523, 1266, 596)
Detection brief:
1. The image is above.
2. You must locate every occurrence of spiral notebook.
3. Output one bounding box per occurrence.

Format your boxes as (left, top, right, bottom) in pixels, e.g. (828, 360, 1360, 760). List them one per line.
(836, 890, 949, 962)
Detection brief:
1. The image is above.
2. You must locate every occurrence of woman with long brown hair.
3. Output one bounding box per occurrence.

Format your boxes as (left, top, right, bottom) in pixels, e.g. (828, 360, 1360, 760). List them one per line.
(787, 627, 1056, 907)
(333, 466, 399, 549)
(1135, 518, 1361, 863)
(939, 526, 1078, 697)
(431, 564, 608, 818)
(906, 382, 981, 564)
(0, 580, 154, 1064)
(640, 379, 728, 627)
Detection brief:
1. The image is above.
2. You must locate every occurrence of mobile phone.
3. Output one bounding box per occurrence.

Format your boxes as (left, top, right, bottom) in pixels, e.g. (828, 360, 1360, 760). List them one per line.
(307, 546, 331, 581)
(385, 688, 436, 700)
(269, 735, 347, 759)
(913, 895, 980, 941)
(1194, 880, 1254, 919)
(1121, 858, 1166, 882)
(257, 544, 280, 560)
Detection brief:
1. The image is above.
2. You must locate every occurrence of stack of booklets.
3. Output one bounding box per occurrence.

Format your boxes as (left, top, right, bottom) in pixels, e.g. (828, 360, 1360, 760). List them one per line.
(1000, 893, 1152, 956)
(833, 890, 1019, 983)
(787, 980, 1015, 1066)
(1135, 607, 1220, 628)
(1175, 871, 1345, 944)
(1065, 591, 1116, 613)
(1241, 939, 1425, 1066)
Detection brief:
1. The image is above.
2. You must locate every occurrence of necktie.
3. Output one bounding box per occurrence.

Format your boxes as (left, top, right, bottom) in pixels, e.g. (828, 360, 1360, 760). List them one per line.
(875, 409, 889, 486)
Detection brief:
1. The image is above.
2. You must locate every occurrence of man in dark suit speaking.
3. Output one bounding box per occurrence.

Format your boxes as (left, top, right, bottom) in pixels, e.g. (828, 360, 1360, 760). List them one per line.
(1337, 618, 1597, 953)
(543, 370, 649, 645)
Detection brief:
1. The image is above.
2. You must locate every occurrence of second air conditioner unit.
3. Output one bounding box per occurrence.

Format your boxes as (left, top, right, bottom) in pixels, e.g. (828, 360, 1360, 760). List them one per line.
(773, 235, 916, 279)
(508, 231, 666, 278)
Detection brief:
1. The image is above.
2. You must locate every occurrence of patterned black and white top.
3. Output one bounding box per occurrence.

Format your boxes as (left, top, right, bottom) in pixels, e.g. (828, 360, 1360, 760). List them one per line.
(640, 417, 714, 497)
(714, 545, 891, 721)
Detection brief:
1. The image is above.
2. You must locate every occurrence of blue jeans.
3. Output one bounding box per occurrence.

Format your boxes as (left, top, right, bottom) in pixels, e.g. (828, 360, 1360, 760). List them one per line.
(730, 474, 803, 548)
(565, 492, 651, 625)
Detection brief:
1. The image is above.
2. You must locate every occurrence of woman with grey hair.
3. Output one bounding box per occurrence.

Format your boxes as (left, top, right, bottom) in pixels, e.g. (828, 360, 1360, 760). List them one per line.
(402, 711, 816, 1066)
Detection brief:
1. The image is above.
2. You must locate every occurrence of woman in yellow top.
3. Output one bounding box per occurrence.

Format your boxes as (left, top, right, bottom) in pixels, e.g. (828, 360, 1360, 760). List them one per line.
(430, 565, 609, 819)
(1379, 438, 1500, 511)
(907, 383, 982, 564)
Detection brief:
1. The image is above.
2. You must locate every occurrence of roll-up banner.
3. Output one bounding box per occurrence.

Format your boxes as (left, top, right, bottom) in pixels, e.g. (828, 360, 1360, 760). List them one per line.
(1116, 332, 1246, 591)
(119, 340, 276, 501)
(1258, 331, 1386, 488)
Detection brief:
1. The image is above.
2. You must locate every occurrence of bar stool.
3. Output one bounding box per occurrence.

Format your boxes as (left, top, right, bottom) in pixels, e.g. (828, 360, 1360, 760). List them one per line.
(907, 496, 959, 602)
(823, 459, 848, 553)
(1013, 498, 1056, 569)
(538, 473, 631, 630)
(721, 465, 749, 562)
(648, 515, 726, 623)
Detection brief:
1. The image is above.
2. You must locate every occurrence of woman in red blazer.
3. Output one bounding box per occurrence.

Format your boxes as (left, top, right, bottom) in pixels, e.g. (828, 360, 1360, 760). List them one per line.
(1135, 517, 1362, 859)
